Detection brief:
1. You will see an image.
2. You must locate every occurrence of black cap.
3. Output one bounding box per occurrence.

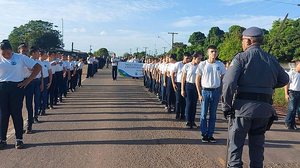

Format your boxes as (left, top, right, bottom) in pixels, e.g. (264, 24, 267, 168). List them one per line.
(169, 54, 177, 60)
(242, 27, 263, 37)
(0, 40, 12, 50)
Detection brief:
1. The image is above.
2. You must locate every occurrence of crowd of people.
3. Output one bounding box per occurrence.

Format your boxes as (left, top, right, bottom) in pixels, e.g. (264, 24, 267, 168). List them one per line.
(0, 26, 297, 167)
(0, 40, 88, 149)
(142, 27, 290, 168)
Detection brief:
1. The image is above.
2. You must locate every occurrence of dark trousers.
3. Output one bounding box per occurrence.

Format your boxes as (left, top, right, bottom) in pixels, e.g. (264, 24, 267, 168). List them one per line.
(40, 77, 49, 112)
(228, 117, 269, 168)
(0, 82, 24, 141)
(87, 64, 93, 78)
(185, 83, 197, 124)
(32, 79, 41, 118)
(56, 71, 63, 102)
(285, 90, 300, 127)
(49, 72, 57, 107)
(175, 82, 186, 119)
(112, 66, 118, 80)
(166, 77, 175, 109)
(77, 69, 82, 87)
(24, 81, 34, 126)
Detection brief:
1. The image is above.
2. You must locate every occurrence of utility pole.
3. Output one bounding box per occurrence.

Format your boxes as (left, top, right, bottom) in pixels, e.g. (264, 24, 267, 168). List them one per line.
(144, 47, 148, 57)
(130, 48, 132, 55)
(71, 42, 74, 52)
(89, 45, 92, 53)
(168, 32, 178, 51)
(136, 47, 139, 54)
(61, 18, 64, 44)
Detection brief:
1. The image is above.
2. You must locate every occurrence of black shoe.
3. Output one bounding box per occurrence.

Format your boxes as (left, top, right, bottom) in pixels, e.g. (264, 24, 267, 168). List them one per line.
(202, 135, 209, 143)
(285, 123, 294, 130)
(33, 118, 39, 124)
(26, 127, 32, 134)
(0, 141, 7, 149)
(15, 140, 24, 149)
(293, 125, 298, 130)
(186, 122, 193, 129)
(180, 116, 186, 121)
(208, 136, 216, 143)
(175, 115, 180, 121)
(192, 123, 197, 127)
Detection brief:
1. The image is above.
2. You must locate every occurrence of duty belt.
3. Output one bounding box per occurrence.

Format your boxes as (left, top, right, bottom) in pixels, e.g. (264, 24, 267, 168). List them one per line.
(203, 87, 218, 91)
(236, 92, 272, 104)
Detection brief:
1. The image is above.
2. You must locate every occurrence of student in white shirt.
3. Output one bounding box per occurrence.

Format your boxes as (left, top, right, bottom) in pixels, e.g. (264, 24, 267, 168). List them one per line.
(195, 45, 226, 143)
(39, 50, 52, 115)
(77, 58, 84, 87)
(111, 53, 119, 80)
(171, 52, 191, 120)
(0, 40, 41, 149)
(165, 54, 177, 113)
(285, 58, 300, 130)
(181, 52, 203, 129)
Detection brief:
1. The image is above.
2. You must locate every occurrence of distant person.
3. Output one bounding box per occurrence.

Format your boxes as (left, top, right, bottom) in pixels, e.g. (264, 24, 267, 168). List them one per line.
(111, 53, 119, 80)
(0, 40, 41, 149)
(285, 58, 300, 130)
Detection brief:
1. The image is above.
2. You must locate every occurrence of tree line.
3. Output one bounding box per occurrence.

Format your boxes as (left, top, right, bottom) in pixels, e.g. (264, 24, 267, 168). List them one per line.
(170, 18, 300, 62)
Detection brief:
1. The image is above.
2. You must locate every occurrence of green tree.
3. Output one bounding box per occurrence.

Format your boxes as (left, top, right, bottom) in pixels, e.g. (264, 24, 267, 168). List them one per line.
(8, 20, 63, 51)
(188, 31, 206, 46)
(218, 25, 245, 61)
(94, 48, 109, 57)
(263, 18, 300, 62)
(205, 27, 225, 48)
(171, 42, 187, 60)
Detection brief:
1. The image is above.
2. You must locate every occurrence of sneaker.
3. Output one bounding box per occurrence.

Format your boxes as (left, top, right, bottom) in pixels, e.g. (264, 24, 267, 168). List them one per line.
(202, 135, 209, 143)
(0, 141, 7, 149)
(208, 137, 216, 143)
(15, 140, 24, 149)
(294, 125, 298, 130)
(26, 126, 32, 134)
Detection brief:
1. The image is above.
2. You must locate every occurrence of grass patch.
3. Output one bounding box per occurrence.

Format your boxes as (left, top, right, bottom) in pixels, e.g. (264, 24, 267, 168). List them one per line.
(273, 88, 288, 107)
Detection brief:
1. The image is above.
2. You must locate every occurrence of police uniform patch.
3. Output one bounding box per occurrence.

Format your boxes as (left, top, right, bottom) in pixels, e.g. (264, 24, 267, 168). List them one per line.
(11, 61, 16, 65)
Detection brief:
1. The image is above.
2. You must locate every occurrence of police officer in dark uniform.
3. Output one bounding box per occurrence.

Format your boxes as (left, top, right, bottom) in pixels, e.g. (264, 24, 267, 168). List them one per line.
(222, 27, 289, 168)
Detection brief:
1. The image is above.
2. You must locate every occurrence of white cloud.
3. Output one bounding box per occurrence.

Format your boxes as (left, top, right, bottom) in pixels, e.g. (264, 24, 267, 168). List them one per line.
(172, 15, 281, 31)
(220, 0, 261, 5)
(99, 31, 107, 36)
(71, 27, 86, 33)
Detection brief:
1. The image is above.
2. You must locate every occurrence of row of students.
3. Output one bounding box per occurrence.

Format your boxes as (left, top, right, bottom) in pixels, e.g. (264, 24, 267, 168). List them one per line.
(143, 45, 225, 143)
(0, 40, 85, 149)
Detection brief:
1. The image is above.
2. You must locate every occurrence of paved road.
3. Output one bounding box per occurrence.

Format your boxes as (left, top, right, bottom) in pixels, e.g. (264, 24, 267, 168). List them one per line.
(1, 68, 300, 168)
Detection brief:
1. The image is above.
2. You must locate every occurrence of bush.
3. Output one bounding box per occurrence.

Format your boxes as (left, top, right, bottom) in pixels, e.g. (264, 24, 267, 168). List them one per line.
(273, 88, 288, 107)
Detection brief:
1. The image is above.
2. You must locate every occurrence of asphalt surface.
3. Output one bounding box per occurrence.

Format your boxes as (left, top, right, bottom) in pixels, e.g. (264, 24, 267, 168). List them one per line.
(1, 67, 300, 168)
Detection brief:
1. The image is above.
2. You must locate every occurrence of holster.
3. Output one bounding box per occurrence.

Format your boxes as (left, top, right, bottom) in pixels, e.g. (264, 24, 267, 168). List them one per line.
(266, 114, 278, 131)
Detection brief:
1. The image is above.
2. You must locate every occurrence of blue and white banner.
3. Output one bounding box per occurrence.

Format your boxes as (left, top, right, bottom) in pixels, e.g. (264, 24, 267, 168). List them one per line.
(118, 62, 144, 77)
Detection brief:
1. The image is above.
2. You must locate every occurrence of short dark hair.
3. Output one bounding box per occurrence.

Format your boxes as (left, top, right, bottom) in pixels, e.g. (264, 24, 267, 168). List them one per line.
(29, 46, 39, 55)
(192, 52, 203, 58)
(0, 40, 12, 50)
(207, 45, 217, 50)
(183, 52, 191, 57)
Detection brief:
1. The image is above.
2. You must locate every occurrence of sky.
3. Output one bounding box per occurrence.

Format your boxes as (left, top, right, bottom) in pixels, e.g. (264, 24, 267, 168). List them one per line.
(0, 0, 299, 56)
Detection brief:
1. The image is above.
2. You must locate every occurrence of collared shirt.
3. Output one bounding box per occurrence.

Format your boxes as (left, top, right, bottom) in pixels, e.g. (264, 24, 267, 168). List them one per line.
(0, 53, 36, 82)
(182, 62, 198, 83)
(34, 59, 43, 79)
(173, 61, 184, 83)
(288, 70, 300, 91)
(41, 60, 51, 78)
(77, 62, 84, 70)
(55, 59, 64, 72)
(196, 60, 226, 88)
(111, 57, 119, 66)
